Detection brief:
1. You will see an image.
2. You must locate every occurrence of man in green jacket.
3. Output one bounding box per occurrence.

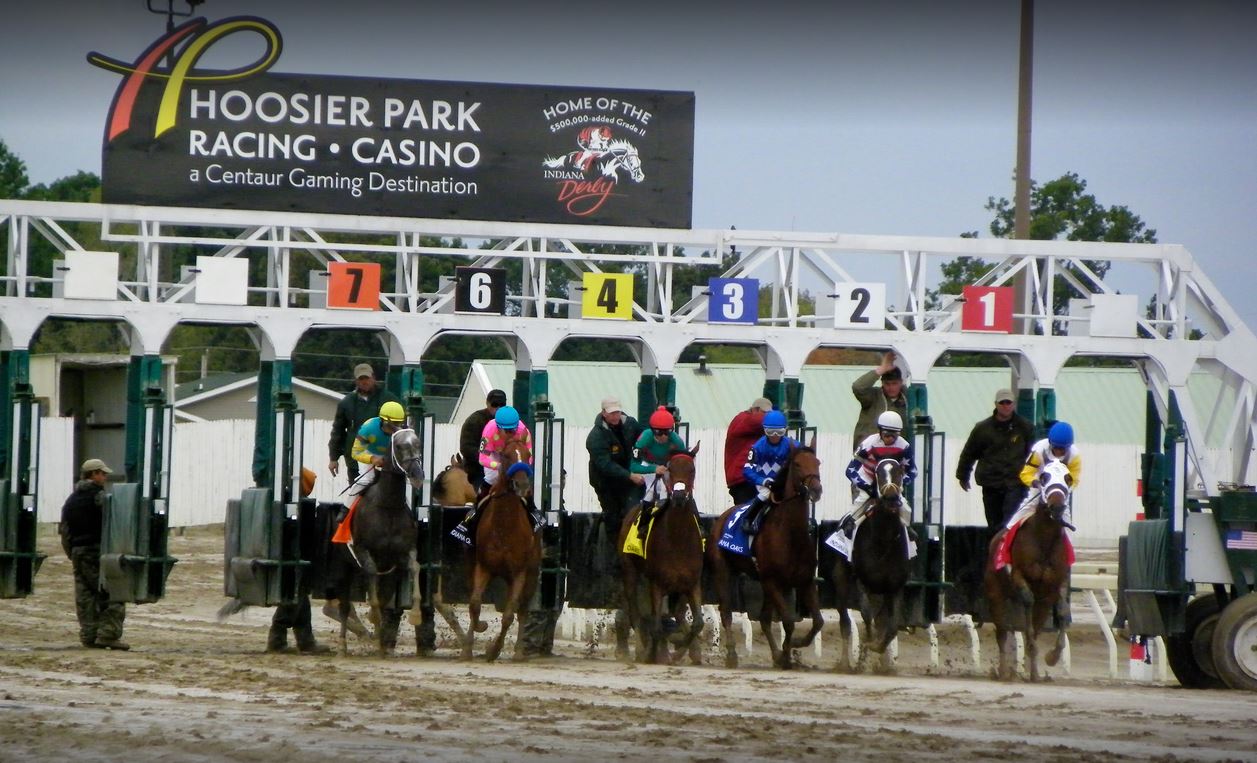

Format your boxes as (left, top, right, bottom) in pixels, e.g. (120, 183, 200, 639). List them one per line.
(587, 396, 645, 536)
(327, 363, 400, 485)
(851, 350, 908, 446)
(955, 388, 1035, 530)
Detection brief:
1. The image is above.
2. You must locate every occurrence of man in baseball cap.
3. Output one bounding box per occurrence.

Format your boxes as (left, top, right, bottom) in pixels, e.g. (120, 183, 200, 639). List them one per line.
(955, 387, 1034, 530)
(601, 396, 625, 414)
(328, 362, 400, 483)
(60, 457, 128, 649)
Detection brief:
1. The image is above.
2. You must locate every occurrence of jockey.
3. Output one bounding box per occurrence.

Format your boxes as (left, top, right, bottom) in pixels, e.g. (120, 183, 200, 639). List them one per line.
(346, 401, 407, 498)
(740, 410, 801, 535)
(452, 406, 540, 545)
(1005, 421, 1081, 529)
(632, 406, 689, 540)
(840, 411, 918, 538)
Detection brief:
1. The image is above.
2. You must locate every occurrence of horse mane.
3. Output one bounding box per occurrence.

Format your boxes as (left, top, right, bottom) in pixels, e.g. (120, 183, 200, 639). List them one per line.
(605, 138, 636, 154)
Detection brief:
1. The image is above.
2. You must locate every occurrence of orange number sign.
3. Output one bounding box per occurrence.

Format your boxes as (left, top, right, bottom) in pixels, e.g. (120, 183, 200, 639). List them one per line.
(327, 262, 380, 310)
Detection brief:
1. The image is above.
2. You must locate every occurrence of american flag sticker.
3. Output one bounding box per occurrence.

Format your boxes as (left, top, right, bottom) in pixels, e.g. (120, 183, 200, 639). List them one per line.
(1224, 529, 1257, 550)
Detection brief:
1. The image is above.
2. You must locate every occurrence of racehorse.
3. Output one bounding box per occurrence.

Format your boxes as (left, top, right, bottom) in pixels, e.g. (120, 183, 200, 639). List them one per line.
(408, 453, 480, 653)
(463, 435, 541, 661)
(829, 458, 912, 673)
(335, 427, 423, 656)
(619, 446, 704, 664)
(983, 460, 1074, 681)
(707, 440, 824, 669)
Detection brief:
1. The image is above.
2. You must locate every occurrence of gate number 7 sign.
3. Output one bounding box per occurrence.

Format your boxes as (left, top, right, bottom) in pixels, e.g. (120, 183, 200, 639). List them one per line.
(328, 262, 381, 310)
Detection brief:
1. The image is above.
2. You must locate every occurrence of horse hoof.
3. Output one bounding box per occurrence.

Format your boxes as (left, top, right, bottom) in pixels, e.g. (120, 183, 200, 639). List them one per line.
(474, 622, 489, 633)
(724, 654, 738, 669)
(1045, 650, 1062, 667)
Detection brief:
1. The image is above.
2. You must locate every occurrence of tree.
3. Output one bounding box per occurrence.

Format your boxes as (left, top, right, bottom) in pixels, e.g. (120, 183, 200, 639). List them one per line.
(931, 171, 1158, 319)
(0, 139, 29, 199)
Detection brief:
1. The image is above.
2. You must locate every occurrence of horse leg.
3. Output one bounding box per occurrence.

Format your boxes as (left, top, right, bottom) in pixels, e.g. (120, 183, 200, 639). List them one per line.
(489, 573, 525, 663)
(620, 558, 641, 663)
(1027, 593, 1056, 681)
(432, 576, 468, 645)
(835, 606, 854, 673)
(647, 583, 668, 665)
(790, 582, 823, 649)
(676, 584, 705, 665)
(875, 594, 899, 675)
(759, 580, 795, 669)
(463, 562, 491, 661)
(337, 592, 351, 657)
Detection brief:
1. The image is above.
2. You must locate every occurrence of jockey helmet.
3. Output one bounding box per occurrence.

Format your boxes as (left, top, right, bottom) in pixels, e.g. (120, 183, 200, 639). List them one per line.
(1048, 421, 1074, 448)
(648, 406, 674, 430)
(495, 406, 520, 430)
(876, 411, 903, 432)
(379, 401, 405, 423)
(763, 410, 788, 430)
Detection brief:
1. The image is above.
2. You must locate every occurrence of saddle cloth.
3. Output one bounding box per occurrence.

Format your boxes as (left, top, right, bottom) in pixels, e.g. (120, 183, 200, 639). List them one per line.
(822, 522, 919, 561)
(330, 496, 361, 544)
(622, 510, 705, 559)
(993, 519, 1075, 571)
(715, 503, 754, 557)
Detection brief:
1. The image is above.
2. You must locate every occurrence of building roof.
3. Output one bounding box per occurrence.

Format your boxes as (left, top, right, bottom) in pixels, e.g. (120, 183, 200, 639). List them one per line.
(174, 372, 342, 407)
(467, 360, 1223, 445)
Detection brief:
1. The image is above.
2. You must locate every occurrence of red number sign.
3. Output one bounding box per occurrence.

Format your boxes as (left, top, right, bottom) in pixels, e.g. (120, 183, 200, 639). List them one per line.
(327, 262, 380, 310)
(961, 286, 1013, 333)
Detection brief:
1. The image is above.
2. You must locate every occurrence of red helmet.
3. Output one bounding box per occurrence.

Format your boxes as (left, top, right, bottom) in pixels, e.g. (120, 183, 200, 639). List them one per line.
(648, 406, 674, 430)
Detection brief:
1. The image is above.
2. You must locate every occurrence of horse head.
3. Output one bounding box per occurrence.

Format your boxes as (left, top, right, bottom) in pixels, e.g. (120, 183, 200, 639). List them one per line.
(783, 440, 823, 503)
(600, 140, 645, 183)
(388, 428, 424, 490)
(434, 453, 477, 506)
(874, 458, 905, 506)
(1037, 460, 1074, 524)
(665, 443, 700, 507)
(501, 435, 533, 498)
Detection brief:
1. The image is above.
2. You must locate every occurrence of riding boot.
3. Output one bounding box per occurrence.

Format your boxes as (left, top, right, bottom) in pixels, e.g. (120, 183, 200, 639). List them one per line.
(636, 500, 655, 540)
(528, 498, 544, 534)
(740, 498, 765, 534)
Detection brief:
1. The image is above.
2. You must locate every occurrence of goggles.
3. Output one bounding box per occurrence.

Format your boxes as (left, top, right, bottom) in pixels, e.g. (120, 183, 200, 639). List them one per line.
(764, 428, 787, 437)
(651, 428, 671, 436)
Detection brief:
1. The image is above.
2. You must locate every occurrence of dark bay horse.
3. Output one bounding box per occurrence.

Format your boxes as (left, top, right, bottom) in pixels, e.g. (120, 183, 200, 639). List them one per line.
(336, 428, 423, 656)
(983, 460, 1074, 681)
(830, 458, 911, 673)
(619, 446, 704, 664)
(707, 440, 823, 669)
(463, 435, 541, 662)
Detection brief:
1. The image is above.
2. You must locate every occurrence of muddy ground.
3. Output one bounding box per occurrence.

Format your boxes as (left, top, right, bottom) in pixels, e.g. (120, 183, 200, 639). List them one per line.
(2, 526, 1254, 762)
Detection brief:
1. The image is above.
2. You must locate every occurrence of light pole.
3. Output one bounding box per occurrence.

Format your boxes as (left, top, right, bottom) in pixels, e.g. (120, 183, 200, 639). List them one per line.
(146, 0, 206, 68)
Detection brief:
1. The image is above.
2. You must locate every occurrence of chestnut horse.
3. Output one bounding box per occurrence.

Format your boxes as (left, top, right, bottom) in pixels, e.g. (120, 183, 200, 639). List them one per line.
(707, 441, 823, 669)
(984, 460, 1074, 681)
(829, 458, 911, 673)
(462, 435, 541, 661)
(408, 453, 480, 652)
(619, 446, 704, 664)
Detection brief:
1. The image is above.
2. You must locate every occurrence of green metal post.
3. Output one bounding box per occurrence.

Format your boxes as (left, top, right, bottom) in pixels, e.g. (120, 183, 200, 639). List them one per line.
(1035, 387, 1057, 439)
(637, 374, 657, 422)
(512, 369, 532, 426)
(0, 349, 43, 598)
(251, 360, 295, 489)
(124, 354, 165, 482)
(784, 378, 806, 429)
(389, 363, 426, 423)
(1141, 390, 1166, 520)
(656, 373, 678, 423)
(762, 378, 785, 411)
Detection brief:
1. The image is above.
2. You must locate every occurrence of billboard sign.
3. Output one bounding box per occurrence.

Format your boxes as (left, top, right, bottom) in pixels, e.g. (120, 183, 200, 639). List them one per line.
(91, 16, 694, 228)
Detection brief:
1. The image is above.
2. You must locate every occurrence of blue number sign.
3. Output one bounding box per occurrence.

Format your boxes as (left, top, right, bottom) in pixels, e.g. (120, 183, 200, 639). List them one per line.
(708, 277, 759, 324)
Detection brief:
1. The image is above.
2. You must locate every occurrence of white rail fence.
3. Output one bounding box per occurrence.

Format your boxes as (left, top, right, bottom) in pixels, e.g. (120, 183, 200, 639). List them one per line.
(35, 417, 1148, 546)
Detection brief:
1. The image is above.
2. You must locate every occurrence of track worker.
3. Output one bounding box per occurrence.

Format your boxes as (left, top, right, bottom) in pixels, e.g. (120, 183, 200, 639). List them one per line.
(955, 388, 1035, 530)
(59, 458, 128, 650)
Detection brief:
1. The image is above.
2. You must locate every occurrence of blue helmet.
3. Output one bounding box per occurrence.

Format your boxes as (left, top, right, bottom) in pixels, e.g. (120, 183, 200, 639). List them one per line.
(763, 410, 787, 429)
(495, 406, 520, 430)
(1048, 421, 1074, 448)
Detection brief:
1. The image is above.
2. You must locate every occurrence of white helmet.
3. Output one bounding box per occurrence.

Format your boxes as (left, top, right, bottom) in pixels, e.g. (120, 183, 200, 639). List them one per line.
(876, 411, 903, 432)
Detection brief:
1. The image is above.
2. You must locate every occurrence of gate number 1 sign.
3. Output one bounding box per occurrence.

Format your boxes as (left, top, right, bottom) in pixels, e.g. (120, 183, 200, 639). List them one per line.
(961, 286, 1013, 333)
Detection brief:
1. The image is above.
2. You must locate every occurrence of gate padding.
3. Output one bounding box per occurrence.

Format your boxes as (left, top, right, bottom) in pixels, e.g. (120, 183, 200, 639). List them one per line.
(0, 478, 44, 598)
(101, 483, 177, 604)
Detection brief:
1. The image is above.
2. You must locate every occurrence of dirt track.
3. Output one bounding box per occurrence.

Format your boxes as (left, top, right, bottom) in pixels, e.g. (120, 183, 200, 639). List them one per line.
(2, 527, 1255, 762)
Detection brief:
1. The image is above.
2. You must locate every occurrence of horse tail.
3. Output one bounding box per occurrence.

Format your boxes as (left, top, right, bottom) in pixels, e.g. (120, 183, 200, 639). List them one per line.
(215, 597, 249, 622)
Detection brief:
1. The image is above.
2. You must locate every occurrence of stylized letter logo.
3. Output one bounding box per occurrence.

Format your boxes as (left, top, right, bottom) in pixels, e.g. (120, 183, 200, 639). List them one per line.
(88, 16, 282, 141)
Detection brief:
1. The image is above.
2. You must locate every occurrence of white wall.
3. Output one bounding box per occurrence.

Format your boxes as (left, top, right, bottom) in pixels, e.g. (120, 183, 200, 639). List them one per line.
(35, 417, 1146, 546)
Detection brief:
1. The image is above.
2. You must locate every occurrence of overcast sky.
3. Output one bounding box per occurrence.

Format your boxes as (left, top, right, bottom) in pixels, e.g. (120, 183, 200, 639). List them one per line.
(2, 0, 1254, 330)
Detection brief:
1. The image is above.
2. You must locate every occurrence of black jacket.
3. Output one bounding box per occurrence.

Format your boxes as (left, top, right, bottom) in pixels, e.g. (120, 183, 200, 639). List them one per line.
(59, 480, 106, 553)
(459, 408, 495, 485)
(956, 411, 1035, 489)
(586, 413, 642, 491)
(327, 386, 400, 462)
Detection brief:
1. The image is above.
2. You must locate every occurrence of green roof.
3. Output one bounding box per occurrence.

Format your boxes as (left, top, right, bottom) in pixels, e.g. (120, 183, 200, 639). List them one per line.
(472, 360, 1172, 445)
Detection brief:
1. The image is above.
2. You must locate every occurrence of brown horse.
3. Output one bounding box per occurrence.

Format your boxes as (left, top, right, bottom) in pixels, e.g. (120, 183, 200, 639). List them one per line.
(707, 441, 823, 669)
(983, 460, 1074, 681)
(619, 446, 705, 664)
(829, 458, 911, 674)
(463, 435, 541, 662)
(408, 453, 480, 652)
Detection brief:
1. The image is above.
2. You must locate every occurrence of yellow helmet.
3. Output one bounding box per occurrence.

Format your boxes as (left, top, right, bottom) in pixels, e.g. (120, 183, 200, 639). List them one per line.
(379, 401, 405, 423)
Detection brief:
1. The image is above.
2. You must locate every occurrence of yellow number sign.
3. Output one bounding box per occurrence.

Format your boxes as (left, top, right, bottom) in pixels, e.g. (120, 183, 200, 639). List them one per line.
(582, 273, 634, 320)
